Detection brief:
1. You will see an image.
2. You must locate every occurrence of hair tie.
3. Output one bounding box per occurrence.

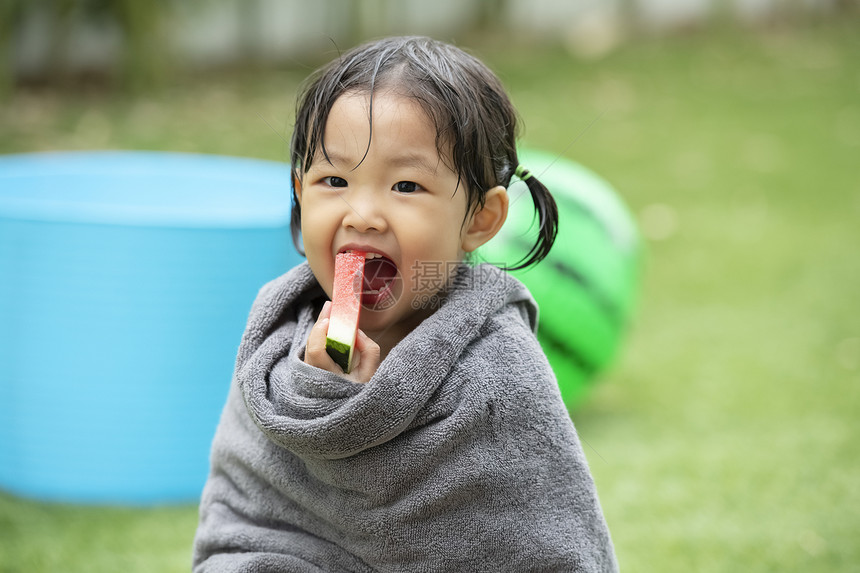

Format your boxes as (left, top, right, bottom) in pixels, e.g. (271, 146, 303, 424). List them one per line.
(515, 164, 533, 182)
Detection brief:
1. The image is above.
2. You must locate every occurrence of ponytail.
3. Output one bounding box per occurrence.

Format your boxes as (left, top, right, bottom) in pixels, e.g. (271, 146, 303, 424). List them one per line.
(504, 166, 558, 271)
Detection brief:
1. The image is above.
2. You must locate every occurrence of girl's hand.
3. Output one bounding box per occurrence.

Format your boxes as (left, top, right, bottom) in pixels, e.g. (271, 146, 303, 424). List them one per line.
(304, 301, 381, 384)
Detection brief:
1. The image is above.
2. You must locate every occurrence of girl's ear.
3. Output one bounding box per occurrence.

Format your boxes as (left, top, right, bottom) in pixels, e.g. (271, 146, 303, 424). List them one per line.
(461, 186, 509, 253)
(293, 175, 303, 203)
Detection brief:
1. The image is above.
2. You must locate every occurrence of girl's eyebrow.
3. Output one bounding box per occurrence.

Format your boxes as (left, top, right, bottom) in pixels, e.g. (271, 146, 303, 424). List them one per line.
(387, 152, 439, 174)
(318, 150, 352, 168)
(318, 149, 440, 175)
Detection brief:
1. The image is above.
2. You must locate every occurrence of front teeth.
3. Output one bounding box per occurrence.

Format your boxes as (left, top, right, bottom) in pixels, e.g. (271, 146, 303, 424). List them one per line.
(344, 249, 384, 260)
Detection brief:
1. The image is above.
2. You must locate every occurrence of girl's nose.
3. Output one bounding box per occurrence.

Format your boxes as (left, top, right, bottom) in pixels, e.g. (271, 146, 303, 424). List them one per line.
(341, 190, 387, 233)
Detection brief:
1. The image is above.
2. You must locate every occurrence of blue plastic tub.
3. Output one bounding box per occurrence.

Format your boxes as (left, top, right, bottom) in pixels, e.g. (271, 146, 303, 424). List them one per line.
(0, 151, 302, 504)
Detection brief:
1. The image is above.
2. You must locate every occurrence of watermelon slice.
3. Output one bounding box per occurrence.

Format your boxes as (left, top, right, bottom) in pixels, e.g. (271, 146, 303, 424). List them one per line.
(325, 250, 365, 373)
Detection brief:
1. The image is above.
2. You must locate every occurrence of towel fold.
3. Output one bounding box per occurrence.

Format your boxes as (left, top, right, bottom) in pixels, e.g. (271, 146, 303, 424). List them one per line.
(193, 262, 618, 572)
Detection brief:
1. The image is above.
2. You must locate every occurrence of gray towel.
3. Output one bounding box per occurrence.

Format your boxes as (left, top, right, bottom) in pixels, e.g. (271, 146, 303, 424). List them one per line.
(193, 262, 618, 572)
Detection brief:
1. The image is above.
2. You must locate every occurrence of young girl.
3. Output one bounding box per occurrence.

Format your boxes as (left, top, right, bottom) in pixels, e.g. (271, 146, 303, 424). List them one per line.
(193, 36, 618, 572)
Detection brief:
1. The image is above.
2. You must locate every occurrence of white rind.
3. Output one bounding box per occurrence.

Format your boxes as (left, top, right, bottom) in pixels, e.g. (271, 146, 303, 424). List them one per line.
(327, 314, 356, 346)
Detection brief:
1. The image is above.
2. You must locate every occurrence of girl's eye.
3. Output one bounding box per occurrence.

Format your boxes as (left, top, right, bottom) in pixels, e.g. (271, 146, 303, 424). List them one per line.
(324, 176, 348, 188)
(393, 181, 421, 194)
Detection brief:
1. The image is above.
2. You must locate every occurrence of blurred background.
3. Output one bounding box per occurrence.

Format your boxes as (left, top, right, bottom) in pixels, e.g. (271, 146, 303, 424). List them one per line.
(1, 1, 859, 572)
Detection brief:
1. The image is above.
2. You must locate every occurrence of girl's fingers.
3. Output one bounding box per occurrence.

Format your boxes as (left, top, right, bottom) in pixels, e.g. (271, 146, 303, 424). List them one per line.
(305, 301, 380, 383)
(304, 301, 335, 370)
(350, 329, 381, 383)
(318, 299, 332, 320)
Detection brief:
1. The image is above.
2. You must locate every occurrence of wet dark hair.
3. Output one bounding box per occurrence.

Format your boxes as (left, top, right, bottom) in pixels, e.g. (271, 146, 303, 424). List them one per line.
(289, 36, 557, 270)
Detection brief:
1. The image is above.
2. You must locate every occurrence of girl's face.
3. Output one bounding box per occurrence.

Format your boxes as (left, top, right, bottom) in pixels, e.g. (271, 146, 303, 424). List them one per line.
(297, 90, 477, 348)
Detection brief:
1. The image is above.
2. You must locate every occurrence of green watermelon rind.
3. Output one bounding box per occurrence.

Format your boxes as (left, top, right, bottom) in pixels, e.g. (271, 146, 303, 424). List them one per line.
(325, 337, 351, 373)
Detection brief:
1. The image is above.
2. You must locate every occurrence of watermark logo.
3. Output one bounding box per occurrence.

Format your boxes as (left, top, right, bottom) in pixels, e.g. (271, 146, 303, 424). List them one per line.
(360, 257, 401, 311)
(408, 261, 505, 309)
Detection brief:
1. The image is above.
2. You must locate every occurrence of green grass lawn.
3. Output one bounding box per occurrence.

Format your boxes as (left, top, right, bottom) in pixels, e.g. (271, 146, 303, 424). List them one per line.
(2, 18, 858, 572)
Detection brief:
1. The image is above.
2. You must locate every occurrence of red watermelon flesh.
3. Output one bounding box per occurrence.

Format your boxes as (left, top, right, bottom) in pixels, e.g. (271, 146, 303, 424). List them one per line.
(326, 251, 365, 373)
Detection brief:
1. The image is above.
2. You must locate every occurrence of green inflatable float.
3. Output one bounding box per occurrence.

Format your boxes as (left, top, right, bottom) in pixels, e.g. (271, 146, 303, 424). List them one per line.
(478, 149, 642, 411)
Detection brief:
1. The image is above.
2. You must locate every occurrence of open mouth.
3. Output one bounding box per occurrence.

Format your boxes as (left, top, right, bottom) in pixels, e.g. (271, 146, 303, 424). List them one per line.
(360, 254, 401, 310)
